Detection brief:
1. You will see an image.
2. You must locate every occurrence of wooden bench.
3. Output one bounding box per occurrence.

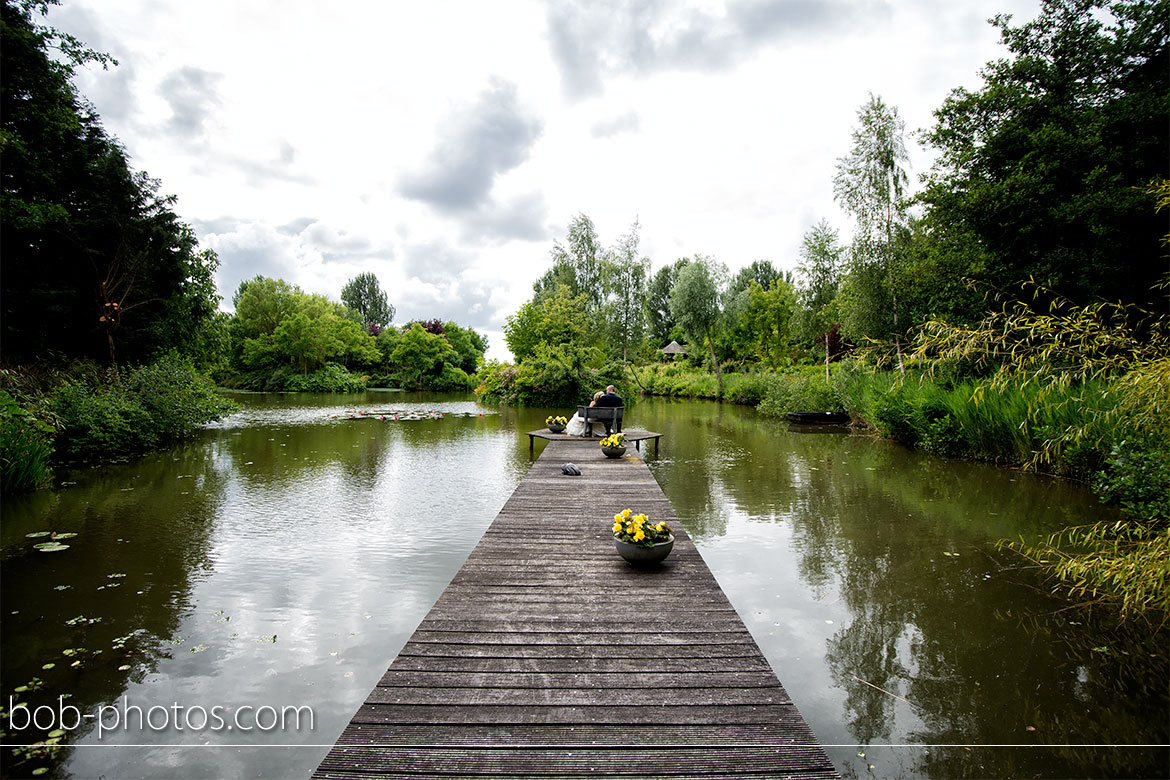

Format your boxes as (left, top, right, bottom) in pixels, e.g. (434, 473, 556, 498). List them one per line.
(577, 405, 623, 436)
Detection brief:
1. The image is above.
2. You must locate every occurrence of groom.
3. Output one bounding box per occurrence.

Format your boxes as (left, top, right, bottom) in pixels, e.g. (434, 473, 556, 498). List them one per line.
(593, 385, 622, 435)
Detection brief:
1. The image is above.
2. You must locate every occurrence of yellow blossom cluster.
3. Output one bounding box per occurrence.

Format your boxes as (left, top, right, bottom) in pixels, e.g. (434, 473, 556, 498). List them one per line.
(600, 433, 626, 448)
(611, 508, 671, 546)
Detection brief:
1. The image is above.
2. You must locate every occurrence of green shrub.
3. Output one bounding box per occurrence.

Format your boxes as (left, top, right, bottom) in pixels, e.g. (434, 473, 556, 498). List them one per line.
(475, 348, 627, 406)
(285, 362, 367, 393)
(722, 372, 776, 405)
(756, 370, 844, 417)
(1095, 437, 1170, 521)
(0, 390, 54, 492)
(52, 356, 235, 461)
(427, 363, 473, 392)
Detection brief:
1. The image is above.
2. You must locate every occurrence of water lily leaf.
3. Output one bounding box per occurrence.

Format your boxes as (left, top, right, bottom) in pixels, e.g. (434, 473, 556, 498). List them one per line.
(118, 665, 132, 671)
(48, 729, 65, 738)
(41, 663, 55, 670)
(33, 542, 69, 552)
(26, 532, 51, 538)
(32, 768, 48, 776)
(190, 644, 210, 653)
(53, 533, 77, 540)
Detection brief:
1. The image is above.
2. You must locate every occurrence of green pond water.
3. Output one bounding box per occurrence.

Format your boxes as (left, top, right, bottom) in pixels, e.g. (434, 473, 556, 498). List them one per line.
(1, 392, 1166, 779)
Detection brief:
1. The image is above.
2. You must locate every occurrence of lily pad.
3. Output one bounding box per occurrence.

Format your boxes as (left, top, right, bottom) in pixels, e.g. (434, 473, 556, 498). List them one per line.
(26, 531, 51, 538)
(34, 542, 70, 553)
(53, 533, 77, 540)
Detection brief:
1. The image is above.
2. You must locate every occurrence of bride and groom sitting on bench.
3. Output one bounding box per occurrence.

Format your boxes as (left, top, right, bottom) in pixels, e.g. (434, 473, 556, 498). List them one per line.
(565, 386, 623, 437)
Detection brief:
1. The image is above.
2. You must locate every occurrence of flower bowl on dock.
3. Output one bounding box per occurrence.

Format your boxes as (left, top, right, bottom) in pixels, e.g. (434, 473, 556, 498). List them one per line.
(612, 508, 673, 565)
(546, 415, 568, 433)
(599, 432, 626, 458)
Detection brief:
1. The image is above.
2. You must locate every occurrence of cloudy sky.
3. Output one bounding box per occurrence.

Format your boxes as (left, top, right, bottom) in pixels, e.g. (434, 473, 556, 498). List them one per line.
(49, 0, 1041, 360)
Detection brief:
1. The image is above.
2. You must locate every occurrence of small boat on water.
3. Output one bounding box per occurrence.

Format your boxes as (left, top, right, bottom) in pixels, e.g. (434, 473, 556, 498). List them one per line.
(786, 412, 850, 425)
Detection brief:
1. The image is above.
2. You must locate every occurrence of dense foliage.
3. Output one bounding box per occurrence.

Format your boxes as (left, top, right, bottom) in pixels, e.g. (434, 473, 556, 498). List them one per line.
(918, 0, 1168, 309)
(224, 274, 487, 392)
(50, 355, 237, 462)
(1, 0, 223, 366)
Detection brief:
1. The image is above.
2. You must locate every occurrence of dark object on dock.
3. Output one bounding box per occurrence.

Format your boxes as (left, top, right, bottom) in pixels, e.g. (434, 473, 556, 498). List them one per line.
(560, 463, 581, 476)
(314, 438, 839, 780)
(786, 412, 850, 424)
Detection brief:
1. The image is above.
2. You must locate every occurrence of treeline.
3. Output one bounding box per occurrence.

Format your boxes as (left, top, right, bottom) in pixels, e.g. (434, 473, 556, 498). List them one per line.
(481, 0, 1166, 408)
(223, 273, 486, 393)
(480, 0, 1169, 620)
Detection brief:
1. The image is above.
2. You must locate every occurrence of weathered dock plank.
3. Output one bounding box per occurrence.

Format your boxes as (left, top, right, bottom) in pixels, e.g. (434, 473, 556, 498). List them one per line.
(314, 439, 838, 779)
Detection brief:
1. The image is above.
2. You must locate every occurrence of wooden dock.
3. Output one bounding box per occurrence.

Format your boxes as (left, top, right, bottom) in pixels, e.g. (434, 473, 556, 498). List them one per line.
(314, 438, 838, 779)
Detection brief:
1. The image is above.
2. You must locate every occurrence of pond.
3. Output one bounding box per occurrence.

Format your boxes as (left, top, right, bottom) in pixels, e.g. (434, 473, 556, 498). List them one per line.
(1, 392, 1165, 779)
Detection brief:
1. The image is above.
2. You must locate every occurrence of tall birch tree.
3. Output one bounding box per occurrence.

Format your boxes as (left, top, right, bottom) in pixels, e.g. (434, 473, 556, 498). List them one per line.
(833, 93, 910, 374)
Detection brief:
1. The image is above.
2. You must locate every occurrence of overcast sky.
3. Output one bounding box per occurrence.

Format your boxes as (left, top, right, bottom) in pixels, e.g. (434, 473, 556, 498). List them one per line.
(49, 0, 1041, 361)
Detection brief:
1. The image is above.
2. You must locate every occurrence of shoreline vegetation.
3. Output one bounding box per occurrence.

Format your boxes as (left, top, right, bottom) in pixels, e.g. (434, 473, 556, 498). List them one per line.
(2, 0, 1166, 624)
(464, 0, 1169, 624)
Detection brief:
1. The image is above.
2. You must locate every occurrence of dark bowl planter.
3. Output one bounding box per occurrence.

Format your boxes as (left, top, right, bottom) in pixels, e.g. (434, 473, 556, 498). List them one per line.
(601, 445, 627, 458)
(548, 424, 566, 433)
(614, 535, 674, 565)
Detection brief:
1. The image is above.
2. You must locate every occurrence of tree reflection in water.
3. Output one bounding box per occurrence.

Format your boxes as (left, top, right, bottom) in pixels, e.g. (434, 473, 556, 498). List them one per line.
(639, 397, 1167, 780)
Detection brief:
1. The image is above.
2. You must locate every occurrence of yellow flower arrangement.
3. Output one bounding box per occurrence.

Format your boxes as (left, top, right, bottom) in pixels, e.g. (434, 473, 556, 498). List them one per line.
(546, 415, 568, 426)
(611, 507, 672, 548)
(599, 432, 626, 449)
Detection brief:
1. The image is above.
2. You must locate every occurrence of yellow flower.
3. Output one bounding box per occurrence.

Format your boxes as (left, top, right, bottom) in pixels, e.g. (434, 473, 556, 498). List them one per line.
(633, 528, 646, 542)
(621, 508, 631, 519)
(613, 521, 622, 534)
(614, 513, 622, 523)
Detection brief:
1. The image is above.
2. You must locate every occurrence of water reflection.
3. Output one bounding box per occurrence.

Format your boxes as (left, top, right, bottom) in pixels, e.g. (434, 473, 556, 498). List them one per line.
(638, 397, 1167, 779)
(1, 394, 1164, 779)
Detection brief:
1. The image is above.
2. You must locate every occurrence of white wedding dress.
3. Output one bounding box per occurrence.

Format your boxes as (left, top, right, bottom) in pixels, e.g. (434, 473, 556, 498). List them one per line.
(564, 410, 593, 437)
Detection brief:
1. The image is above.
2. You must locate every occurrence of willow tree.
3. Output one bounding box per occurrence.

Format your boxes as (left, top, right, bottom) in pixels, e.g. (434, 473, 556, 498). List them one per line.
(833, 93, 910, 374)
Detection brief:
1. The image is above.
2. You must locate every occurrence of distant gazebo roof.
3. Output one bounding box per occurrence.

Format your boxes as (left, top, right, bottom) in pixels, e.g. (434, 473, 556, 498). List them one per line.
(660, 340, 687, 355)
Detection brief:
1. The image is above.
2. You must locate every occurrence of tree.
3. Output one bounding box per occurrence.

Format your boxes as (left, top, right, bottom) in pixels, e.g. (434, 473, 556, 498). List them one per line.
(729, 259, 782, 295)
(537, 213, 603, 311)
(340, 272, 393, 329)
(391, 323, 460, 390)
(645, 257, 691, 347)
(232, 277, 300, 338)
(796, 220, 846, 379)
(1, 1, 219, 365)
(442, 322, 488, 374)
(743, 280, 799, 370)
(504, 285, 591, 364)
(669, 256, 726, 396)
(601, 219, 650, 363)
(920, 0, 1168, 309)
(833, 93, 910, 373)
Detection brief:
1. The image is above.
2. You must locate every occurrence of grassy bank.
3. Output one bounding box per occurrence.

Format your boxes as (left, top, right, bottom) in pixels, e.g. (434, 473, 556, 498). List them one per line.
(629, 359, 1168, 621)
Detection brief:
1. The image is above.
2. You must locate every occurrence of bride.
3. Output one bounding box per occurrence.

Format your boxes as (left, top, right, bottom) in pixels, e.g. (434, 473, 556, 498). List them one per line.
(564, 392, 603, 436)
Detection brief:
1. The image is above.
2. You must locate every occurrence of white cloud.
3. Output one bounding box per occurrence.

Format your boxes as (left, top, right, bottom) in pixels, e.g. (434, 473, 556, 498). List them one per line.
(46, 0, 1043, 362)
